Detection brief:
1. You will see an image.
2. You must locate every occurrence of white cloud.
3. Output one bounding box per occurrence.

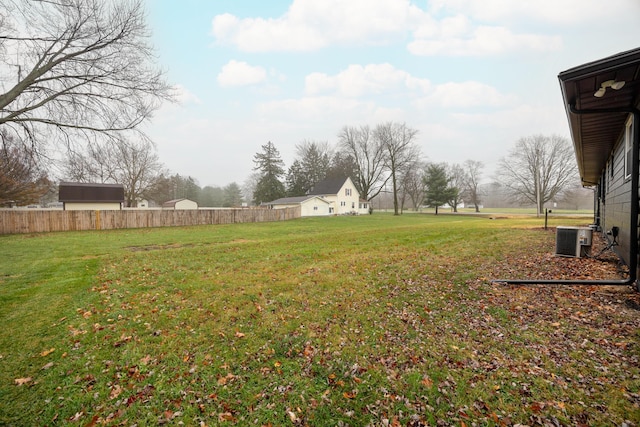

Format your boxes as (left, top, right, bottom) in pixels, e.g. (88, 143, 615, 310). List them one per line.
(305, 63, 431, 97)
(211, 0, 424, 52)
(172, 84, 201, 105)
(210, 0, 585, 57)
(409, 25, 562, 56)
(217, 60, 267, 87)
(426, 0, 640, 26)
(418, 81, 515, 108)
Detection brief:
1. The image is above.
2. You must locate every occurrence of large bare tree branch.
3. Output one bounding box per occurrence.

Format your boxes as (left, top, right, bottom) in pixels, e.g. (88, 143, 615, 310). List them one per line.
(0, 0, 173, 150)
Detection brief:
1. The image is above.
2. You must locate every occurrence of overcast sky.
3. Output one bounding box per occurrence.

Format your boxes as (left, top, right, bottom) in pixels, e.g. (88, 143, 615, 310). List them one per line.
(142, 0, 640, 188)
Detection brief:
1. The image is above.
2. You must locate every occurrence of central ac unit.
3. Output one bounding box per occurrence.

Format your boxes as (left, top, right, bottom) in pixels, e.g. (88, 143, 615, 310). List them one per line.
(555, 226, 592, 257)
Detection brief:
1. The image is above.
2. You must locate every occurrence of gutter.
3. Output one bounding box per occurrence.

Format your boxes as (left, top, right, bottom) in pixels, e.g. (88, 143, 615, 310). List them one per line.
(492, 106, 639, 290)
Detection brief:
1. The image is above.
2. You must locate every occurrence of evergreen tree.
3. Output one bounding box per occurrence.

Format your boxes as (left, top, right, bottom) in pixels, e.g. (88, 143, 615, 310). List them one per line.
(326, 152, 359, 184)
(286, 160, 307, 196)
(423, 163, 458, 215)
(253, 141, 286, 204)
(223, 182, 244, 207)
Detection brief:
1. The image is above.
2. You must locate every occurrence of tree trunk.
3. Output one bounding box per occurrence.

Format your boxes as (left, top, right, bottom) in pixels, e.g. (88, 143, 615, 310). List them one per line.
(392, 172, 399, 215)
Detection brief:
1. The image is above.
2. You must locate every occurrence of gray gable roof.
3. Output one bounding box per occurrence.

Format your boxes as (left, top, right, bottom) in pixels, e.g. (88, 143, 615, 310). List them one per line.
(267, 195, 329, 205)
(307, 177, 349, 195)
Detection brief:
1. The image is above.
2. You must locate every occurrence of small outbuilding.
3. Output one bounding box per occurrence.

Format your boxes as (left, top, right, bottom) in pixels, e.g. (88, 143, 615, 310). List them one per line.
(162, 198, 198, 210)
(58, 182, 124, 211)
(265, 195, 332, 216)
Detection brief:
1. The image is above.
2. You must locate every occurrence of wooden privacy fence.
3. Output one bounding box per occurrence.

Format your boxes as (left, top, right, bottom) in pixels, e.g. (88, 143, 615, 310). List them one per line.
(0, 207, 301, 235)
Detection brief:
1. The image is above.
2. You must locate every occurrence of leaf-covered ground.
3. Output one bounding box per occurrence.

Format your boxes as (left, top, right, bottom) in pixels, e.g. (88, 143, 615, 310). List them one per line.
(1, 217, 639, 426)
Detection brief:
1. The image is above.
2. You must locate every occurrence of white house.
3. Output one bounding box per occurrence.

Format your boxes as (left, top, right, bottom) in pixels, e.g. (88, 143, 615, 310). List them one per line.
(308, 176, 369, 215)
(265, 177, 370, 216)
(265, 195, 332, 216)
(162, 198, 198, 210)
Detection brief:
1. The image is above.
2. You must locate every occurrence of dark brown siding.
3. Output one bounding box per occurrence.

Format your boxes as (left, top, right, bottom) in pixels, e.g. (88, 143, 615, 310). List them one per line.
(58, 182, 125, 203)
(600, 122, 633, 265)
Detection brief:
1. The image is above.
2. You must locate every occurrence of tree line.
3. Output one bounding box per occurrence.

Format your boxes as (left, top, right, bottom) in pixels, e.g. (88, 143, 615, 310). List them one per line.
(249, 122, 486, 215)
(0, 0, 580, 212)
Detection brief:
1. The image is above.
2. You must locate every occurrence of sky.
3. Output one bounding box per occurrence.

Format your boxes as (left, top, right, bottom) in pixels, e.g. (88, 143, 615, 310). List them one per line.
(142, 0, 640, 188)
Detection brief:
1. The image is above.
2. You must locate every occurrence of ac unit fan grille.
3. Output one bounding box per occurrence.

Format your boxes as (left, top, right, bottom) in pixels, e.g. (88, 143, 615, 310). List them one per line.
(556, 228, 579, 256)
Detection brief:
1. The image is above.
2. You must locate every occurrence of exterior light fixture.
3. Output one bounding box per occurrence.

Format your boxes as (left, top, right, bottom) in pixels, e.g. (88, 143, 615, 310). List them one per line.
(594, 79, 626, 97)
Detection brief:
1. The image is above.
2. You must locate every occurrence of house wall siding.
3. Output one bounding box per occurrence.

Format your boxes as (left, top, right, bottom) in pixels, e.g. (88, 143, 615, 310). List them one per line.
(336, 180, 360, 214)
(301, 201, 330, 216)
(600, 121, 633, 266)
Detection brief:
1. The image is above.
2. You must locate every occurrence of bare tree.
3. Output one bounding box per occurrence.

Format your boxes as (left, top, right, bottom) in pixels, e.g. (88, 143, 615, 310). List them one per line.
(242, 172, 260, 206)
(115, 139, 165, 207)
(447, 163, 465, 212)
(462, 160, 484, 212)
(63, 142, 119, 183)
(0, 0, 172, 153)
(63, 137, 165, 207)
(496, 135, 578, 215)
(338, 125, 388, 201)
(0, 130, 49, 205)
(374, 122, 420, 215)
(400, 162, 426, 211)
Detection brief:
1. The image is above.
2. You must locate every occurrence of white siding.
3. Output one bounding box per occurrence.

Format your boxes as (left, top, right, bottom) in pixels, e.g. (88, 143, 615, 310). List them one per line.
(64, 202, 121, 211)
(300, 199, 331, 216)
(335, 178, 360, 214)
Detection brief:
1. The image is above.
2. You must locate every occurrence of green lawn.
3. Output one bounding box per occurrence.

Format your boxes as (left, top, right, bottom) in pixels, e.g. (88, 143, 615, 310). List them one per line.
(0, 214, 638, 426)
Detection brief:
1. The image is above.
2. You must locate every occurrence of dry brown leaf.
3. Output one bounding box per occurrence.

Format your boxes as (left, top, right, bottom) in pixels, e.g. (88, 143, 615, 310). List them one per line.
(40, 348, 55, 357)
(14, 377, 32, 386)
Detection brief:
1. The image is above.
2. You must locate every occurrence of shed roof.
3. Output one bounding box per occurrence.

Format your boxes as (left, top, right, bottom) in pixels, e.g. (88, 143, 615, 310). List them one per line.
(558, 47, 640, 185)
(162, 198, 195, 207)
(58, 182, 124, 203)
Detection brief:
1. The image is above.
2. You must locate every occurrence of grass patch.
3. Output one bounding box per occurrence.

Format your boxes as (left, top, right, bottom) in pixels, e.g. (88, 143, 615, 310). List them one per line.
(0, 214, 638, 425)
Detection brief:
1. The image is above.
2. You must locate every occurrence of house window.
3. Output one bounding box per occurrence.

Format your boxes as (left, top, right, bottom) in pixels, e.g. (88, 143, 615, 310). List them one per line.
(313, 206, 318, 211)
(345, 188, 351, 196)
(341, 201, 346, 207)
(352, 202, 355, 209)
(625, 115, 634, 180)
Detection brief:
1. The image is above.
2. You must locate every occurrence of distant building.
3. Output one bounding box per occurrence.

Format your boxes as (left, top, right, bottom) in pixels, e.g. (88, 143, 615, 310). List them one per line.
(265, 177, 369, 216)
(307, 176, 369, 215)
(58, 182, 124, 211)
(265, 195, 332, 216)
(162, 198, 198, 210)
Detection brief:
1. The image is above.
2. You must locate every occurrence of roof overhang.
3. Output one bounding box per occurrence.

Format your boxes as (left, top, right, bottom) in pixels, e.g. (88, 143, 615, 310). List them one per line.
(558, 47, 640, 186)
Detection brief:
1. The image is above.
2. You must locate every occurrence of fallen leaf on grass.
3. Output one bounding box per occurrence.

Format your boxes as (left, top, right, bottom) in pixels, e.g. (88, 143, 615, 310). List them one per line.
(421, 376, 433, 387)
(218, 412, 235, 422)
(41, 362, 54, 370)
(14, 377, 32, 386)
(40, 348, 55, 357)
(217, 373, 236, 385)
(234, 331, 245, 338)
(110, 384, 123, 400)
